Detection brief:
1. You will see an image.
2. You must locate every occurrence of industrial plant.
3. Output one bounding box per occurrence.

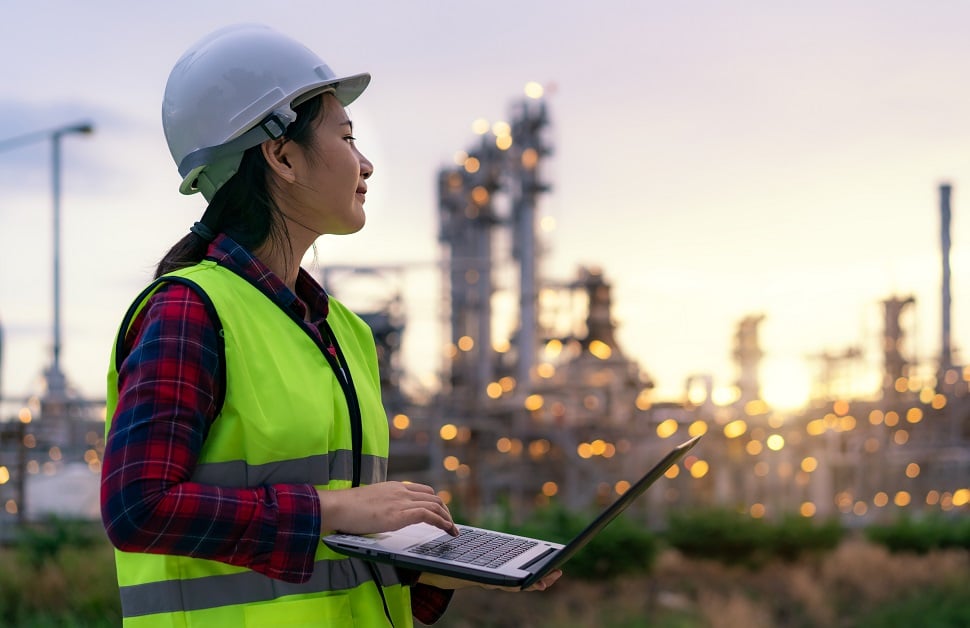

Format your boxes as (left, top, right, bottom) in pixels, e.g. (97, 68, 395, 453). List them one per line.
(326, 85, 970, 527)
(1, 87, 968, 538)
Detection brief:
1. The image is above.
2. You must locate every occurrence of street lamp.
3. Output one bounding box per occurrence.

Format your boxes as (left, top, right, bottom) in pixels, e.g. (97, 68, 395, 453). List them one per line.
(0, 121, 94, 402)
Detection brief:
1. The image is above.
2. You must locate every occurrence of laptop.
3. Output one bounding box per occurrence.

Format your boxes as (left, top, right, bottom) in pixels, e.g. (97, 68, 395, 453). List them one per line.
(323, 434, 701, 589)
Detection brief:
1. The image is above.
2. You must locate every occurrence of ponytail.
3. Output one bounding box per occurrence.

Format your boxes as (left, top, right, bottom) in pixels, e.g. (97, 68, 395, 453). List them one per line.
(154, 231, 210, 279)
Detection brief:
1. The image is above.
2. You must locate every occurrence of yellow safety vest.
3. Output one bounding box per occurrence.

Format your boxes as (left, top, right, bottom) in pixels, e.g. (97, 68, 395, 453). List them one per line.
(105, 260, 412, 627)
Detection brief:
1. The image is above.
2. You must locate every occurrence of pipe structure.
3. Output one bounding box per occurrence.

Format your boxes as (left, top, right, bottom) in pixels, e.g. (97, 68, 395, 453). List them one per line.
(939, 183, 953, 379)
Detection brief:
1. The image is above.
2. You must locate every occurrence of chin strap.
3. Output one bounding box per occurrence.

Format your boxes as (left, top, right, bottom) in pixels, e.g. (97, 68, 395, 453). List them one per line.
(178, 109, 296, 180)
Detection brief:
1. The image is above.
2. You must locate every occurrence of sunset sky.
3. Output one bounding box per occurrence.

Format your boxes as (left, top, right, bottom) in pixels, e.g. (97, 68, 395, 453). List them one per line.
(1, 1, 969, 412)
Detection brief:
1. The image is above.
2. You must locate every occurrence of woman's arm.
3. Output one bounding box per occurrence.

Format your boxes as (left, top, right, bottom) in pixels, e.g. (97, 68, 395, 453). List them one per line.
(100, 285, 322, 583)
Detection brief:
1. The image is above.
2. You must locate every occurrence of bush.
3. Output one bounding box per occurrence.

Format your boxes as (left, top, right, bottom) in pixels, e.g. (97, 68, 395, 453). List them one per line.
(16, 516, 102, 568)
(499, 504, 659, 580)
(664, 507, 769, 567)
(663, 508, 844, 567)
(768, 513, 843, 562)
(866, 514, 970, 554)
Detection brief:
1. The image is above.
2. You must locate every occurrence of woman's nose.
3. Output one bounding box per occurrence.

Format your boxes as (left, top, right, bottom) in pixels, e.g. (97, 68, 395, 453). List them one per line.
(360, 153, 374, 180)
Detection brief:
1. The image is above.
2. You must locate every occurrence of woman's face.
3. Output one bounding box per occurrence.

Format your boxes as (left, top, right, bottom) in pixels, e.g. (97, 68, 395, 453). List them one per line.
(284, 92, 374, 236)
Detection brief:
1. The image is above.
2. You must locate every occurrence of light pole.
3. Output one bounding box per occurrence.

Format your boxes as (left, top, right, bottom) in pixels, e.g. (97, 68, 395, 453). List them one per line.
(0, 121, 94, 402)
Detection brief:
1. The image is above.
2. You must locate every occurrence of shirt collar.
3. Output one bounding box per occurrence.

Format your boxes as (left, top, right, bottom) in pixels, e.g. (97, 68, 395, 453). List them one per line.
(204, 233, 330, 319)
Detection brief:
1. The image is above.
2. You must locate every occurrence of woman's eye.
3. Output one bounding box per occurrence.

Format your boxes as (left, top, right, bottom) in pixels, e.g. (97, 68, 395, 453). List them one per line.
(344, 135, 357, 144)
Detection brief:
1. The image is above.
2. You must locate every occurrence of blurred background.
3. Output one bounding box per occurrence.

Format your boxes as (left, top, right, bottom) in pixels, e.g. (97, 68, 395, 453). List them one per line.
(0, 2, 968, 626)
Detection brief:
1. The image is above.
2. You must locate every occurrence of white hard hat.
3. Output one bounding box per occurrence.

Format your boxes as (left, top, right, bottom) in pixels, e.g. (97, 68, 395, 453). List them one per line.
(162, 23, 370, 200)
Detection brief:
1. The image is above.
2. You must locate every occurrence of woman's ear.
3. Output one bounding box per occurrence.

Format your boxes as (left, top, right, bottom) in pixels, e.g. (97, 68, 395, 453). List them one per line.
(262, 138, 298, 184)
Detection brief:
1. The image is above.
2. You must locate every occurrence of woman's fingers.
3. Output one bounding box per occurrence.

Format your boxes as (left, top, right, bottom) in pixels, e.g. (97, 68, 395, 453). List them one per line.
(523, 570, 562, 591)
(402, 482, 436, 495)
(418, 570, 564, 592)
(401, 505, 459, 536)
(319, 482, 457, 536)
(397, 483, 457, 534)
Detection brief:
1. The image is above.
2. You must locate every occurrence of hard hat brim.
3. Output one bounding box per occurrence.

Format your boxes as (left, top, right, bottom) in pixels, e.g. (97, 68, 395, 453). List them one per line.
(312, 72, 371, 108)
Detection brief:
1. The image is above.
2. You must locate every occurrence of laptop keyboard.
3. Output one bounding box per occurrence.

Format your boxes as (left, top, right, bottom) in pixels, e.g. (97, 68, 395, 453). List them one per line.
(409, 530, 538, 568)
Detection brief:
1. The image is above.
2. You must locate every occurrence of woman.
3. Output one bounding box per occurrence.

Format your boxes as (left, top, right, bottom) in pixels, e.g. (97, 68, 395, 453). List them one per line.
(100, 23, 559, 628)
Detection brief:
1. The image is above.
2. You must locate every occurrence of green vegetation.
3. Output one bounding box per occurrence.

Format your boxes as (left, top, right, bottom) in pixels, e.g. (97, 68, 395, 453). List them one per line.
(767, 513, 844, 562)
(499, 504, 659, 579)
(442, 536, 970, 627)
(865, 513, 970, 554)
(0, 518, 120, 628)
(853, 579, 970, 628)
(664, 507, 844, 567)
(664, 507, 767, 566)
(15, 516, 103, 568)
(1, 513, 967, 627)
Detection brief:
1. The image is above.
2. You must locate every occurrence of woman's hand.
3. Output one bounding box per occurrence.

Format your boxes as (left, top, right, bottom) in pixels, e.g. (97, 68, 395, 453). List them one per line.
(417, 570, 563, 592)
(318, 481, 458, 537)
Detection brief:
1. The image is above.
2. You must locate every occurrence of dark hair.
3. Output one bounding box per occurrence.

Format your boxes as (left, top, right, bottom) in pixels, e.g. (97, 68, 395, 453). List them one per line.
(155, 95, 325, 279)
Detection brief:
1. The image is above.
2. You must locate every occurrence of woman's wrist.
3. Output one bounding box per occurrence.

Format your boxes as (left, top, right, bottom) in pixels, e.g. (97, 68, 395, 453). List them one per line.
(317, 488, 343, 534)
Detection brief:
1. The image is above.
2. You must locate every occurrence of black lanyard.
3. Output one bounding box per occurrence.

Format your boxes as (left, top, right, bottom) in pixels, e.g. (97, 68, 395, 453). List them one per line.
(319, 320, 364, 488)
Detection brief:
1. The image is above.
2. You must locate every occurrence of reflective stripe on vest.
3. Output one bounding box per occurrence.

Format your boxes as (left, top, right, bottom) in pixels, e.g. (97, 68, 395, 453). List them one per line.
(190, 450, 387, 486)
(119, 559, 401, 616)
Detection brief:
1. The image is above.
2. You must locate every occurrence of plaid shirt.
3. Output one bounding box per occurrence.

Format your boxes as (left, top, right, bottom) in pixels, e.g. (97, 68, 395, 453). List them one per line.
(101, 234, 451, 624)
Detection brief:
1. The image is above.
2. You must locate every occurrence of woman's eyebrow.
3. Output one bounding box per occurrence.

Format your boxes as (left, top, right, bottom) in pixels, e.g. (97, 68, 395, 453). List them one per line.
(338, 119, 354, 132)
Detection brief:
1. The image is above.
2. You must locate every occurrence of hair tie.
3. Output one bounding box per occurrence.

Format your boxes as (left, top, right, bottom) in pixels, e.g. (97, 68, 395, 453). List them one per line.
(190, 221, 216, 242)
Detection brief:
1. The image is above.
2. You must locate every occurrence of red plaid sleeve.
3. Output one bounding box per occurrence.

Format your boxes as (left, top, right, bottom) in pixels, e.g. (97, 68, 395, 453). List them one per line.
(410, 583, 454, 625)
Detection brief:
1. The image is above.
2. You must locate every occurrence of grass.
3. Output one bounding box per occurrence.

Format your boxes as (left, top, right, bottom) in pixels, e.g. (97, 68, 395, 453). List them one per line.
(0, 543, 120, 627)
(1, 521, 966, 627)
(438, 536, 970, 628)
